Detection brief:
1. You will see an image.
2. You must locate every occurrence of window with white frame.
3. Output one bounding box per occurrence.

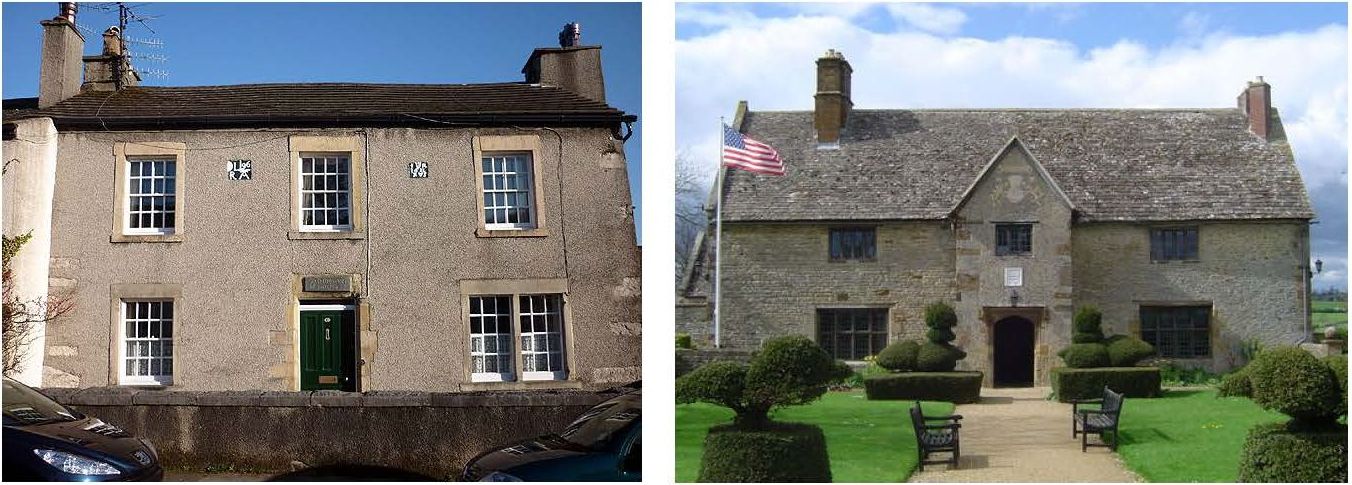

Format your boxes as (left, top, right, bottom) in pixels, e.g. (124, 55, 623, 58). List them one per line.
(481, 153, 535, 229)
(299, 154, 352, 231)
(469, 296, 515, 382)
(467, 293, 567, 382)
(125, 158, 177, 234)
(519, 294, 565, 380)
(121, 300, 174, 385)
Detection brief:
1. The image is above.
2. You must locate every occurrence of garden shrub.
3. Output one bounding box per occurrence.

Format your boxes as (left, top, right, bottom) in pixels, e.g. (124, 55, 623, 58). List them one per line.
(1104, 334, 1154, 367)
(923, 302, 959, 345)
(676, 335, 849, 428)
(1247, 346, 1342, 426)
(1236, 422, 1347, 483)
(1072, 306, 1105, 344)
(1049, 367, 1162, 402)
(1156, 361, 1224, 386)
(863, 372, 983, 404)
(1060, 343, 1111, 369)
(1324, 354, 1347, 413)
(875, 340, 920, 372)
(698, 422, 832, 482)
(915, 342, 966, 372)
(676, 333, 694, 349)
(1217, 365, 1253, 398)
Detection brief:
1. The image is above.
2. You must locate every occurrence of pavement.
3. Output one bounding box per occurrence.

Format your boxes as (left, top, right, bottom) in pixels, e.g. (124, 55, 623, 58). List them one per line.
(908, 387, 1141, 483)
(164, 470, 273, 481)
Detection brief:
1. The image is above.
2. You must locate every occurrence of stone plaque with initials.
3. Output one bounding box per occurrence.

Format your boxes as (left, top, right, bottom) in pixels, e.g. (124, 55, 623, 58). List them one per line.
(1004, 267, 1023, 287)
(303, 275, 352, 293)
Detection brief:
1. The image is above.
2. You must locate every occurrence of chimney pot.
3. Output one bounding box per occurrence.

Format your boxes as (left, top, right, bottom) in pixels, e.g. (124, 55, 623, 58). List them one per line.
(814, 49, 853, 147)
(559, 22, 581, 48)
(57, 2, 76, 23)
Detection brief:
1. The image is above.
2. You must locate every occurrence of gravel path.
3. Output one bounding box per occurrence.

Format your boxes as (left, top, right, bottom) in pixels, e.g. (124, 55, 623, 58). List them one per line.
(908, 387, 1140, 483)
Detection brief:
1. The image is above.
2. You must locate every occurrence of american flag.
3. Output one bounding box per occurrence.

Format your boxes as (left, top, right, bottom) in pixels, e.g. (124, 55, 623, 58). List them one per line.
(722, 124, 784, 175)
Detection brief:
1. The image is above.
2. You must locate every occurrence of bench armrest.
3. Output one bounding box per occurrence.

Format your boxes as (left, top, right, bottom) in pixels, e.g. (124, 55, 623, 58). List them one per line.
(1069, 398, 1103, 404)
(1077, 409, 1115, 416)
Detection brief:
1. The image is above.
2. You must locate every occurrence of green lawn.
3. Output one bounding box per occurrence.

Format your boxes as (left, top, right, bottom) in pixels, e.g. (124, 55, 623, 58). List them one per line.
(1117, 389, 1286, 482)
(1313, 300, 1347, 334)
(675, 391, 955, 482)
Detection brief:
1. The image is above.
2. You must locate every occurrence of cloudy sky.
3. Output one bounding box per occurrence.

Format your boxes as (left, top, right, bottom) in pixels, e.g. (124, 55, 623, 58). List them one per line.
(677, 2, 1348, 290)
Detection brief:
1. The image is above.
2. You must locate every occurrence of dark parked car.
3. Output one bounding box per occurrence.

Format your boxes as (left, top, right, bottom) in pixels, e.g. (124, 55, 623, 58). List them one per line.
(2, 378, 163, 481)
(462, 387, 641, 481)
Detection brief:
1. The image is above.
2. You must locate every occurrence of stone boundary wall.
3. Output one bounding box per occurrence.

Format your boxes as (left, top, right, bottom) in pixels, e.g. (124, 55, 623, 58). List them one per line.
(675, 349, 756, 377)
(41, 387, 617, 479)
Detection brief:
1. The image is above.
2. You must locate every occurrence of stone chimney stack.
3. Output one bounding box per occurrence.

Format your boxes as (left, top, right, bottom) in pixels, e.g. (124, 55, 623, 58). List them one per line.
(522, 22, 606, 104)
(814, 49, 853, 146)
(37, 2, 85, 108)
(82, 26, 140, 91)
(1237, 76, 1272, 140)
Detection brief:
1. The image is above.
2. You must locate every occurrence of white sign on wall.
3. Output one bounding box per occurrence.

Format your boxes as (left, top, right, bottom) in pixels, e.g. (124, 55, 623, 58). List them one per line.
(1005, 267, 1023, 287)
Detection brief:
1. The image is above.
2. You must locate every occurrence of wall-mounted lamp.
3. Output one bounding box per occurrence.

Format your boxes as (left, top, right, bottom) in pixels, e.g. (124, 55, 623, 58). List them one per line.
(1009, 289, 1020, 307)
(1315, 258, 1323, 274)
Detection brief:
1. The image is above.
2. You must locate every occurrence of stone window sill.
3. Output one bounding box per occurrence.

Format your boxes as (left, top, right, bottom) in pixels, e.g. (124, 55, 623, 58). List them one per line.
(111, 233, 184, 244)
(288, 231, 366, 241)
(459, 379, 579, 392)
(475, 228, 550, 238)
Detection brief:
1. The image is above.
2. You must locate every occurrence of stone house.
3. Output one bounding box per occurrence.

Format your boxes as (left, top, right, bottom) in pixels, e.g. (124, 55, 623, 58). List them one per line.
(3, 5, 641, 392)
(679, 50, 1315, 386)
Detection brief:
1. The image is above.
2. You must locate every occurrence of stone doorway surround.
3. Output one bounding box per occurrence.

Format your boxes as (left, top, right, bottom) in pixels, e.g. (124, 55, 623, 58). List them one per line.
(981, 306, 1045, 387)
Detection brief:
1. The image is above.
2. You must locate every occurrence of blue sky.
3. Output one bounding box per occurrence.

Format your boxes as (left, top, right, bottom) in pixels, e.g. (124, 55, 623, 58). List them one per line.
(2, 1, 643, 238)
(677, 2, 1348, 290)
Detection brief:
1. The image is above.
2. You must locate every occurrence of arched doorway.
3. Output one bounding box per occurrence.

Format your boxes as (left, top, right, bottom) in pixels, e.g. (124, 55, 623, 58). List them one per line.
(993, 316, 1035, 386)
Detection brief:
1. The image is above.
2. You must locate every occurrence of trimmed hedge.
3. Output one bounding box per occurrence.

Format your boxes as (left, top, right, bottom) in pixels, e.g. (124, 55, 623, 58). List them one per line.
(1237, 422, 1347, 483)
(915, 342, 966, 372)
(698, 422, 832, 482)
(1104, 335, 1155, 367)
(875, 340, 920, 372)
(1325, 354, 1348, 413)
(1217, 365, 1253, 398)
(1060, 343, 1111, 369)
(676, 333, 694, 349)
(1248, 346, 1342, 424)
(1072, 306, 1105, 344)
(1050, 367, 1162, 402)
(863, 371, 983, 404)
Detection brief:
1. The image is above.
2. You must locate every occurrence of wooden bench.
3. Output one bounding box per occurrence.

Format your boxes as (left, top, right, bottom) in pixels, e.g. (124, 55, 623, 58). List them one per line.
(910, 401, 962, 470)
(1071, 387, 1124, 452)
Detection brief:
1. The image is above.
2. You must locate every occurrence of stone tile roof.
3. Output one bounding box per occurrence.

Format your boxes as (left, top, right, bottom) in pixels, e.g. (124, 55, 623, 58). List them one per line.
(724, 108, 1313, 222)
(2, 83, 633, 130)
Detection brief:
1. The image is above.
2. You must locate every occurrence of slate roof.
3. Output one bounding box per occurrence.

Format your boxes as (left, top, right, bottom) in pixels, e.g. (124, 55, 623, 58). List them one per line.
(2, 83, 634, 130)
(724, 108, 1313, 222)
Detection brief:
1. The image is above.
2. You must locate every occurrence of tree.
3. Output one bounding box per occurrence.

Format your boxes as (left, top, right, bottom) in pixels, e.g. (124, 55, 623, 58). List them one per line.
(674, 151, 713, 284)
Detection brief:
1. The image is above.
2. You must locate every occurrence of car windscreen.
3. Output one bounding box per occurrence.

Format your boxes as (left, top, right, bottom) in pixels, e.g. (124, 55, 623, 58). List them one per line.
(2, 379, 79, 426)
(557, 394, 640, 451)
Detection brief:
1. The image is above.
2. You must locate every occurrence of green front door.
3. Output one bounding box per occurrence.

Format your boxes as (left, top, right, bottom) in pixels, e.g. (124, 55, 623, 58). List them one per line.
(300, 309, 356, 391)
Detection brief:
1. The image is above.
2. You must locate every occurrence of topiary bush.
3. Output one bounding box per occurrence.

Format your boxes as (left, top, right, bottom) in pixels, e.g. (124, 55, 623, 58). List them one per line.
(1059, 343, 1111, 369)
(1237, 422, 1347, 483)
(1049, 367, 1162, 402)
(924, 302, 959, 345)
(677, 336, 850, 482)
(698, 422, 832, 482)
(676, 335, 850, 428)
(1247, 346, 1342, 427)
(875, 340, 920, 372)
(1217, 365, 1253, 398)
(1104, 334, 1154, 367)
(863, 372, 983, 403)
(676, 333, 694, 349)
(1072, 306, 1105, 344)
(915, 342, 966, 372)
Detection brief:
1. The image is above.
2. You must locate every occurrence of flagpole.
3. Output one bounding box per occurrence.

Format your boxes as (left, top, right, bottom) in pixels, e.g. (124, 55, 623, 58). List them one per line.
(714, 117, 724, 349)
